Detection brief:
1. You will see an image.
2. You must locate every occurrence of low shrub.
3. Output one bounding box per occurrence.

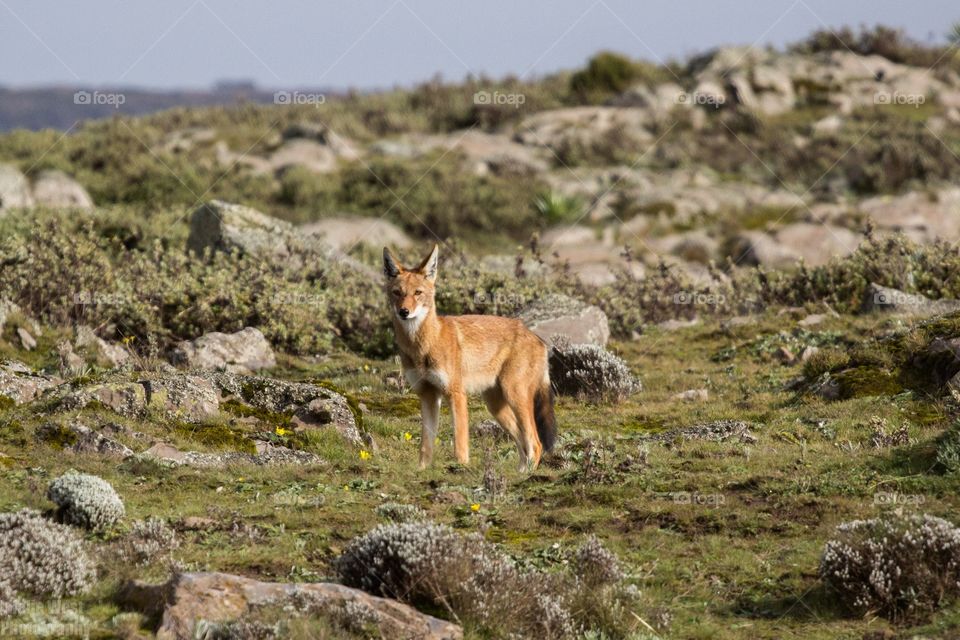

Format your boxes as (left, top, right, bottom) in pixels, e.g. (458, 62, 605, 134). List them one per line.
(336, 522, 639, 638)
(550, 339, 641, 403)
(47, 471, 125, 532)
(117, 518, 180, 566)
(0, 509, 95, 604)
(374, 502, 427, 523)
(820, 513, 960, 620)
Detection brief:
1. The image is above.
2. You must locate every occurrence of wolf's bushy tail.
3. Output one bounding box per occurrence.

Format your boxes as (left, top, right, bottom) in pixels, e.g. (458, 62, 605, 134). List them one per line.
(534, 382, 557, 453)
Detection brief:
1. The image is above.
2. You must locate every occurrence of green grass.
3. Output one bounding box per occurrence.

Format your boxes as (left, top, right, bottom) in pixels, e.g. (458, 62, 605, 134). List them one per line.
(2, 312, 960, 638)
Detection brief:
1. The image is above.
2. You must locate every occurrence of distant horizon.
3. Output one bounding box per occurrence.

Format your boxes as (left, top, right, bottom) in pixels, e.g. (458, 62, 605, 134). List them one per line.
(1, 0, 954, 92)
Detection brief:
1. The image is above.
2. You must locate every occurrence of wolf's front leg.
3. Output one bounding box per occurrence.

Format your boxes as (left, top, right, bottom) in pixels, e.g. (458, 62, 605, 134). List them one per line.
(449, 389, 469, 465)
(419, 390, 441, 469)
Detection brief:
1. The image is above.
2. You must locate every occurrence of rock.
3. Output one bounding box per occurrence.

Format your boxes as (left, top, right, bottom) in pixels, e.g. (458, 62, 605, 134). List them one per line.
(169, 327, 276, 374)
(672, 388, 709, 402)
(140, 375, 220, 423)
(30, 170, 94, 209)
(859, 188, 960, 243)
(269, 138, 338, 174)
(518, 294, 610, 347)
(119, 572, 462, 640)
(658, 317, 701, 331)
(644, 420, 756, 444)
(0, 361, 59, 405)
(75, 326, 130, 368)
(0, 164, 34, 211)
(178, 516, 219, 531)
(724, 231, 800, 268)
(811, 114, 843, 136)
(187, 200, 323, 261)
(213, 374, 361, 445)
(474, 419, 508, 441)
(141, 441, 322, 468)
(798, 313, 827, 327)
(774, 346, 796, 365)
(281, 122, 362, 161)
(300, 216, 412, 251)
(57, 340, 87, 373)
(800, 346, 820, 362)
(861, 283, 960, 316)
(648, 230, 718, 264)
(16, 327, 36, 351)
(59, 382, 148, 417)
(774, 223, 861, 266)
(37, 421, 134, 459)
(514, 107, 653, 156)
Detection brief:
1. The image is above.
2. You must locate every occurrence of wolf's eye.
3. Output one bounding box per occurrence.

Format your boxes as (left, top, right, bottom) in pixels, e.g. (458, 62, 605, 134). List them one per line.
(414, 290, 424, 296)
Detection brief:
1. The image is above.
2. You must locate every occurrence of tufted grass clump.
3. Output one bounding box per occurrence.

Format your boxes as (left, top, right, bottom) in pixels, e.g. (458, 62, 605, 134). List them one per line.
(48, 471, 125, 533)
(820, 513, 960, 621)
(117, 518, 180, 566)
(336, 522, 638, 638)
(550, 340, 641, 403)
(374, 502, 427, 523)
(0, 509, 95, 612)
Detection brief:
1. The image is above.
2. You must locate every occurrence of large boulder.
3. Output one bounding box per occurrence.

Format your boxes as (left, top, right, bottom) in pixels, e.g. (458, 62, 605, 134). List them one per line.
(74, 326, 130, 368)
(519, 294, 610, 347)
(859, 188, 960, 243)
(30, 170, 93, 209)
(59, 382, 148, 417)
(187, 200, 321, 260)
(773, 223, 861, 266)
(300, 216, 412, 251)
(169, 327, 276, 374)
(140, 374, 220, 423)
(0, 361, 59, 405)
(514, 107, 653, 156)
(119, 572, 462, 640)
(213, 373, 362, 445)
(0, 164, 33, 211)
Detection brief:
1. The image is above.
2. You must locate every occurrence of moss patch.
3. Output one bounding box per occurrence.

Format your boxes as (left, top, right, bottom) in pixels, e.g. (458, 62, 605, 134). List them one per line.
(833, 366, 903, 400)
(172, 421, 257, 455)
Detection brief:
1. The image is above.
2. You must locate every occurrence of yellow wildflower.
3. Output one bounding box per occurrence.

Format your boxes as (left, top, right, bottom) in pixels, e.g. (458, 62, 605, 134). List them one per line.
(275, 427, 290, 436)
(359, 450, 371, 460)
(470, 503, 480, 512)
(403, 432, 413, 441)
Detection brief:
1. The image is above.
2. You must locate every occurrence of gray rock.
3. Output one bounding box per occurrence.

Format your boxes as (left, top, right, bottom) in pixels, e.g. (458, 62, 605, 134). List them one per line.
(169, 327, 276, 374)
(119, 572, 462, 640)
(59, 382, 148, 417)
(213, 373, 361, 445)
(300, 216, 411, 251)
(16, 327, 36, 351)
(140, 375, 220, 423)
(672, 388, 709, 402)
(140, 442, 322, 468)
(861, 283, 960, 316)
(31, 170, 93, 209)
(0, 361, 59, 405)
(519, 294, 610, 347)
(37, 421, 134, 459)
(187, 200, 323, 261)
(74, 326, 130, 368)
(0, 164, 34, 211)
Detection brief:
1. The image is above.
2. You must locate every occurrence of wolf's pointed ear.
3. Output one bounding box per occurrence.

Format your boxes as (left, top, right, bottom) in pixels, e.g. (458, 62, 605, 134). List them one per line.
(383, 247, 402, 279)
(418, 244, 439, 282)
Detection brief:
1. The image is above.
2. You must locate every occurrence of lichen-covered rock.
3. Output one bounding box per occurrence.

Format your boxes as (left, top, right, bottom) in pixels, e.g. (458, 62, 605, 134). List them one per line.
(118, 572, 462, 640)
(36, 421, 134, 459)
(140, 374, 219, 422)
(169, 327, 276, 374)
(214, 373, 361, 444)
(519, 294, 610, 347)
(141, 441, 322, 468)
(59, 382, 147, 417)
(186, 200, 323, 262)
(0, 361, 59, 405)
(0, 509, 95, 599)
(74, 325, 129, 368)
(47, 471, 125, 532)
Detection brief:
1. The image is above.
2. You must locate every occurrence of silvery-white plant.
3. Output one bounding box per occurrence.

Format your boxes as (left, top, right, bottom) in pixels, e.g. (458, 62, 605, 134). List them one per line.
(118, 518, 179, 566)
(47, 471, 125, 532)
(0, 509, 95, 614)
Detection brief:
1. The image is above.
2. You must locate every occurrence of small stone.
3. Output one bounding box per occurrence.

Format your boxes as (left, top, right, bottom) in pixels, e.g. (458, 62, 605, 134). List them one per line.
(16, 327, 36, 351)
(673, 388, 709, 402)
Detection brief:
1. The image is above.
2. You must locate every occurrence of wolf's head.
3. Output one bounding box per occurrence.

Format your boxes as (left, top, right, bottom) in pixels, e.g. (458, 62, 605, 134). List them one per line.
(382, 244, 439, 325)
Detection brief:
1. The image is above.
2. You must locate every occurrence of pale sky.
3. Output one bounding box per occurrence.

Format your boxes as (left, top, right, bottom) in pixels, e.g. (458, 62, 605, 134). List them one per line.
(0, 0, 955, 90)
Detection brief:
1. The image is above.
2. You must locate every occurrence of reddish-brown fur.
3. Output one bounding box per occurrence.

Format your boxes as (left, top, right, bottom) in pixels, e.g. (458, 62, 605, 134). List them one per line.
(383, 245, 556, 470)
